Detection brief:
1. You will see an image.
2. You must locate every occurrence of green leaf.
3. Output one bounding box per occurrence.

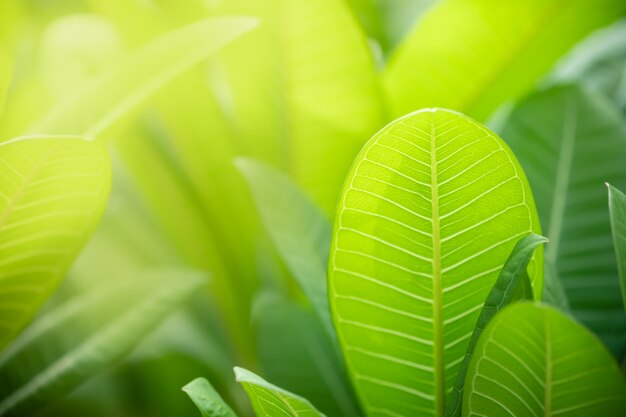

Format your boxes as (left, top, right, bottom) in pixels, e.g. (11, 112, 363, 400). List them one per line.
(254, 293, 361, 417)
(234, 367, 326, 417)
(0, 268, 205, 416)
(608, 183, 626, 315)
(214, 0, 385, 214)
(446, 233, 547, 416)
(463, 303, 626, 416)
(32, 17, 258, 137)
(0, 46, 10, 117)
(183, 377, 238, 417)
(237, 158, 333, 337)
(502, 84, 626, 356)
(0, 135, 110, 350)
(384, 0, 626, 120)
(329, 109, 542, 416)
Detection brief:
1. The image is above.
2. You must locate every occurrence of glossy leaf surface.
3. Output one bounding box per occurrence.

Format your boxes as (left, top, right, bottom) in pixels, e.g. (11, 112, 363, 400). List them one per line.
(608, 183, 626, 315)
(464, 303, 626, 416)
(183, 377, 238, 417)
(329, 109, 542, 416)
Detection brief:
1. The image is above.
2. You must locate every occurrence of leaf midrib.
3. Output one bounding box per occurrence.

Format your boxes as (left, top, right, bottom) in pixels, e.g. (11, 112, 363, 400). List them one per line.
(545, 92, 577, 266)
(430, 111, 445, 415)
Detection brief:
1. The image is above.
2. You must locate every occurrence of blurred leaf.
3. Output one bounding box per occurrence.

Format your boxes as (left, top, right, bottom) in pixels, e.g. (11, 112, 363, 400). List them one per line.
(345, 0, 436, 55)
(550, 18, 626, 113)
(235, 367, 326, 417)
(254, 294, 361, 417)
(329, 109, 542, 416)
(214, 0, 385, 214)
(183, 377, 238, 417)
(32, 17, 258, 137)
(608, 183, 626, 315)
(446, 233, 547, 416)
(0, 46, 10, 117)
(502, 84, 626, 356)
(0, 135, 110, 350)
(463, 303, 626, 416)
(0, 268, 206, 416)
(237, 158, 333, 337)
(384, 0, 626, 120)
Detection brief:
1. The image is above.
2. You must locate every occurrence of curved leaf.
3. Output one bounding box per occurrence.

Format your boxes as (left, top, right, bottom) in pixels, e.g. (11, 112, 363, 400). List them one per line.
(446, 233, 547, 416)
(0, 268, 205, 416)
(234, 367, 325, 417)
(236, 158, 333, 336)
(183, 377, 238, 417)
(384, 0, 626, 120)
(32, 17, 258, 137)
(463, 303, 626, 416)
(502, 84, 626, 355)
(329, 109, 542, 416)
(608, 183, 626, 315)
(0, 135, 110, 350)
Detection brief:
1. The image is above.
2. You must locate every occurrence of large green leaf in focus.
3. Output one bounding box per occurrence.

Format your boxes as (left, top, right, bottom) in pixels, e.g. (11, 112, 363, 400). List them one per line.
(384, 0, 626, 120)
(0, 268, 205, 416)
(463, 303, 626, 416)
(608, 184, 626, 315)
(235, 367, 326, 417)
(183, 377, 238, 417)
(0, 135, 110, 350)
(329, 109, 542, 416)
(255, 294, 361, 417)
(446, 233, 546, 416)
(237, 158, 333, 336)
(31, 17, 258, 137)
(502, 84, 626, 356)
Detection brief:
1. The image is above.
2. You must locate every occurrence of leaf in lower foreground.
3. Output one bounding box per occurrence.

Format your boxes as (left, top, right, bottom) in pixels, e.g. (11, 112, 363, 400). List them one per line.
(608, 183, 626, 315)
(235, 367, 326, 417)
(0, 135, 111, 350)
(383, 0, 626, 121)
(0, 268, 206, 416)
(329, 108, 542, 416)
(502, 84, 626, 355)
(236, 158, 333, 338)
(32, 17, 258, 137)
(464, 303, 626, 416)
(446, 233, 547, 417)
(183, 377, 238, 417)
(254, 293, 361, 417)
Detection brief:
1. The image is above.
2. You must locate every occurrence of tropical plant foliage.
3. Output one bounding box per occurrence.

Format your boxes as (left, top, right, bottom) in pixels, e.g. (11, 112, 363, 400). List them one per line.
(1, 1, 625, 416)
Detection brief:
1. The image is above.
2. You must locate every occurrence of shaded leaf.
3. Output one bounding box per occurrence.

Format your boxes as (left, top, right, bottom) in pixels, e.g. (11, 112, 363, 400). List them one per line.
(329, 109, 542, 416)
(608, 183, 626, 316)
(502, 84, 626, 356)
(0, 135, 110, 350)
(237, 158, 333, 337)
(254, 294, 361, 417)
(464, 303, 626, 416)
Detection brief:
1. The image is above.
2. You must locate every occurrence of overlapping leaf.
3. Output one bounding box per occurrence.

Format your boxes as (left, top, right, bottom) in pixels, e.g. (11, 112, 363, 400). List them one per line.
(384, 0, 626, 120)
(329, 109, 542, 416)
(502, 84, 626, 355)
(0, 135, 110, 350)
(0, 268, 205, 416)
(464, 303, 626, 416)
(608, 184, 626, 315)
(235, 367, 325, 417)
